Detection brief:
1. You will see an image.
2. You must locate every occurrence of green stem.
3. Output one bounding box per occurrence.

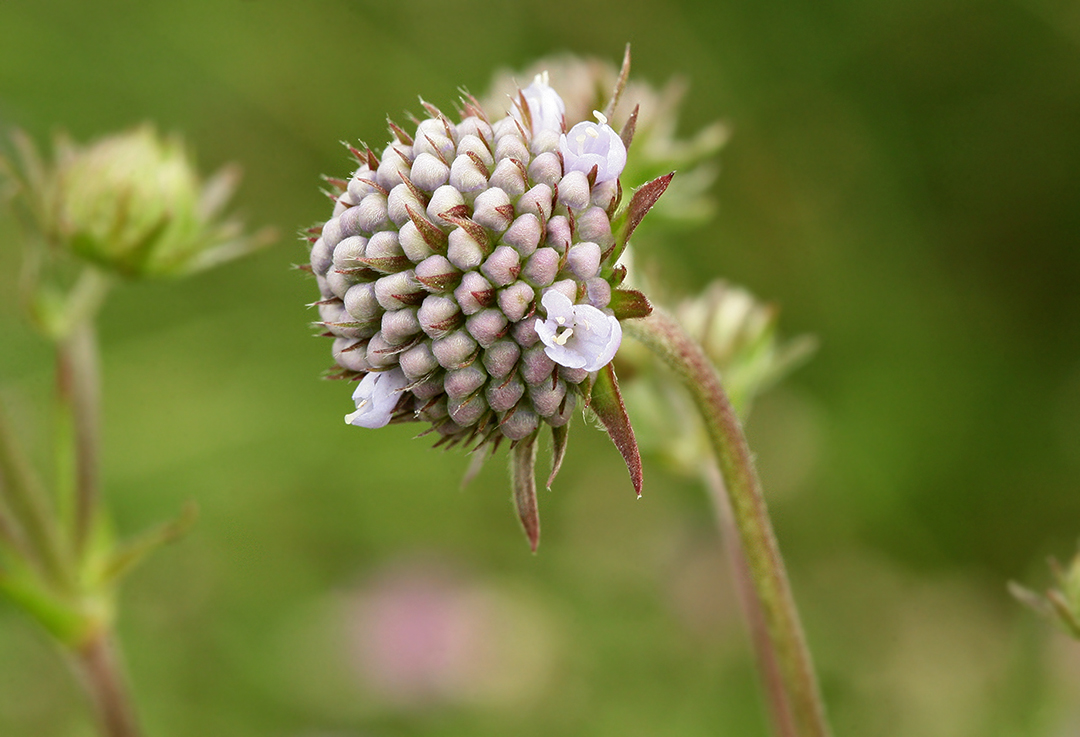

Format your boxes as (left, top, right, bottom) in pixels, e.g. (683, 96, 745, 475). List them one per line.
(626, 308, 831, 737)
(57, 323, 102, 556)
(0, 400, 71, 587)
(703, 461, 798, 737)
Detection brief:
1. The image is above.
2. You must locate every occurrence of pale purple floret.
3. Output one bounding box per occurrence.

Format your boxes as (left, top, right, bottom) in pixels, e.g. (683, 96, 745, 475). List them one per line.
(559, 112, 627, 184)
(535, 290, 622, 373)
(513, 72, 566, 137)
(345, 367, 409, 428)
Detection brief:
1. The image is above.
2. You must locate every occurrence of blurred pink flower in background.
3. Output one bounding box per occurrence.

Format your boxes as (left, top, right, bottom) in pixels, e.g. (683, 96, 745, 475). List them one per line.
(343, 558, 559, 710)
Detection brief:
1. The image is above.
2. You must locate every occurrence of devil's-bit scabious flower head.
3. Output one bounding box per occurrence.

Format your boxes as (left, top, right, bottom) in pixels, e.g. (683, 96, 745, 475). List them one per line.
(1, 125, 270, 280)
(305, 51, 673, 549)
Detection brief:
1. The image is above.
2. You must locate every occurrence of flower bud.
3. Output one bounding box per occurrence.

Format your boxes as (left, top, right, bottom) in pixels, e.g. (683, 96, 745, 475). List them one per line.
(557, 170, 591, 210)
(399, 341, 440, 380)
(432, 330, 478, 370)
(486, 375, 525, 412)
(13, 125, 268, 279)
(466, 308, 509, 348)
(447, 227, 486, 271)
(481, 246, 520, 287)
(497, 281, 534, 323)
(410, 152, 450, 191)
(472, 188, 514, 233)
(453, 272, 494, 316)
(501, 214, 542, 257)
(528, 152, 562, 188)
(522, 248, 560, 288)
(444, 364, 487, 400)
(544, 216, 572, 254)
(418, 295, 462, 338)
(482, 339, 521, 379)
(488, 158, 527, 197)
(566, 242, 601, 280)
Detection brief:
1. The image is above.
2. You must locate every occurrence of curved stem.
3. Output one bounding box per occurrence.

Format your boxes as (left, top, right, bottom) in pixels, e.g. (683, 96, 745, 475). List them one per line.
(626, 308, 831, 737)
(703, 461, 797, 737)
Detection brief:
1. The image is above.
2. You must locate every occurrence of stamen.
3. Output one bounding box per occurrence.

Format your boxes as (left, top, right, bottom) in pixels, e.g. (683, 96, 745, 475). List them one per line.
(553, 327, 574, 346)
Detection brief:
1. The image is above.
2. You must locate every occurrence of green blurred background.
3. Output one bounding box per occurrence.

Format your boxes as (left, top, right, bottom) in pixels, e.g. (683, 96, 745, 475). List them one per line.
(2, 0, 1079, 735)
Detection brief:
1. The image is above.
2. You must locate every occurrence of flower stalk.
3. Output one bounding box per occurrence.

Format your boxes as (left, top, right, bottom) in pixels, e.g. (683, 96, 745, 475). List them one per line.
(625, 308, 831, 737)
(703, 460, 797, 737)
(71, 630, 142, 737)
(57, 320, 102, 556)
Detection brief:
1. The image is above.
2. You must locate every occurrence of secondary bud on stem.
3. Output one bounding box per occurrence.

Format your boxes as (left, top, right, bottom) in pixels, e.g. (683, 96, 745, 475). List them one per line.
(3, 126, 270, 281)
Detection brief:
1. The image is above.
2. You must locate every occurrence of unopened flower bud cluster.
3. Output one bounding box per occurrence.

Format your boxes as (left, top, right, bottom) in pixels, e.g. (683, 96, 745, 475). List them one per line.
(308, 75, 627, 446)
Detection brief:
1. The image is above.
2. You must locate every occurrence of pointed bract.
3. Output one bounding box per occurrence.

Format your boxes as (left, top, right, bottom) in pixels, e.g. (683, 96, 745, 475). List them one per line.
(618, 172, 675, 254)
(587, 363, 643, 497)
(608, 288, 653, 320)
(547, 423, 570, 491)
(510, 435, 540, 551)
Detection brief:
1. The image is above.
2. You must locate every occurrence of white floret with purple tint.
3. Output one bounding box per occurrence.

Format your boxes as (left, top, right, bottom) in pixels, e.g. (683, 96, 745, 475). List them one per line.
(345, 367, 410, 428)
(560, 111, 627, 184)
(535, 290, 622, 373)
(513, 72, 566, 137)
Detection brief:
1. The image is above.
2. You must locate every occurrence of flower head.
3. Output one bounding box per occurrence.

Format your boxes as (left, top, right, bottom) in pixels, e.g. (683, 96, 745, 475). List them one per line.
(305, 54, 671, 548)
(560, 112, 627, 184)
(535, 290, 621, 372)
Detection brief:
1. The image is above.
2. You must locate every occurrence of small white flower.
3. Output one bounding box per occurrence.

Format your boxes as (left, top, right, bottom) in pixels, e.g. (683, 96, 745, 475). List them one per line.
(535, 290, 622, 372)
(559, 111, 627, 184)
(345, 367, 409, 429)
(513, 72, 566, 137)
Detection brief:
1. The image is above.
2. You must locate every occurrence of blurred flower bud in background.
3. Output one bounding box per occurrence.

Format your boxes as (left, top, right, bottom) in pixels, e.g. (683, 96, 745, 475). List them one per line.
(3, 125, 271, 280)
(619, 276, 815, 476)
(1012, 543, 1080, 640)
(484, 54, 729, 231)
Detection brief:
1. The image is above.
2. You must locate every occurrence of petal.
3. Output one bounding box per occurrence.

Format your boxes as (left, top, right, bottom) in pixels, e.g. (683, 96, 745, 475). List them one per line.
(345, 368, 408, 428)
(580, 317, 622, 373)
(541, 341, 587, 370)
(540, 289, 574, 320)
(515, 73, 566, 138)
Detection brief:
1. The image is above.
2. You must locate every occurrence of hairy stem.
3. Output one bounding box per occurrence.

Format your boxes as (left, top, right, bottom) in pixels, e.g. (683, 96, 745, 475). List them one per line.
(72, 631, 143, 737)
(703, 461, 797, 737)
(626, 309, 831, 737)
